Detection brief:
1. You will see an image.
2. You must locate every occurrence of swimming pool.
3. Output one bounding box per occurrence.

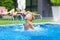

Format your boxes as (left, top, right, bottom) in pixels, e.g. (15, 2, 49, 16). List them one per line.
(0, 23, 60, 40)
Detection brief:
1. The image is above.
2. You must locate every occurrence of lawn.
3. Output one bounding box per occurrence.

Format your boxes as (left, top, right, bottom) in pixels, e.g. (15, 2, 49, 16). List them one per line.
(0, 18, 52, 25)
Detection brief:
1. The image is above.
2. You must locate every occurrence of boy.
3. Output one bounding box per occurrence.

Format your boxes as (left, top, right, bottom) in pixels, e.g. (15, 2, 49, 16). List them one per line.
(24, 11, 34, 30)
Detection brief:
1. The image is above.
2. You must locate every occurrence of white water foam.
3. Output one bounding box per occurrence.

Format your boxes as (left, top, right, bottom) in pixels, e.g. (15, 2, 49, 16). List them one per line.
(14, 26, 45, 32)
(14, 27, 24, 31)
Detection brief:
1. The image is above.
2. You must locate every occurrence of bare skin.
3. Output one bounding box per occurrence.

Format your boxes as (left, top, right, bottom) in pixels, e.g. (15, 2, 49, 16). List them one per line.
(24, 11, 34, 30)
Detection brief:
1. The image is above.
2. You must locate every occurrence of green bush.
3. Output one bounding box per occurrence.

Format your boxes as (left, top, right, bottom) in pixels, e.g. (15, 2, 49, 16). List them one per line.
(50, 0, 60, 6)
(0, 0, 14, 10)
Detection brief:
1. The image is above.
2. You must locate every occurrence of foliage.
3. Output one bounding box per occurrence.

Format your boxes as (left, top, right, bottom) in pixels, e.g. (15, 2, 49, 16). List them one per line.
(0, 0, 14, 10)
(50, 0, 60, 6)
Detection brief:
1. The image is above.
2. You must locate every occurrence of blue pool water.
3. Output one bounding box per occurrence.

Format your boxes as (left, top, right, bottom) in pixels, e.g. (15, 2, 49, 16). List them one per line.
(0, 23, 60, 40)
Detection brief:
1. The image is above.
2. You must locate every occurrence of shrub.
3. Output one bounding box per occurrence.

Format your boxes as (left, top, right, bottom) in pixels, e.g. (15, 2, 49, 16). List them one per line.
(50, 0, 60, 6)
(0, 0, 14, 10)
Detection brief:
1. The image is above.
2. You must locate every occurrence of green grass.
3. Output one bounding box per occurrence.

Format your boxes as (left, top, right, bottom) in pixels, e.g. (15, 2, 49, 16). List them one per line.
(0, 18, 52, 25)
(32, 19, 52, 23)
(0, 19, 22, 25)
